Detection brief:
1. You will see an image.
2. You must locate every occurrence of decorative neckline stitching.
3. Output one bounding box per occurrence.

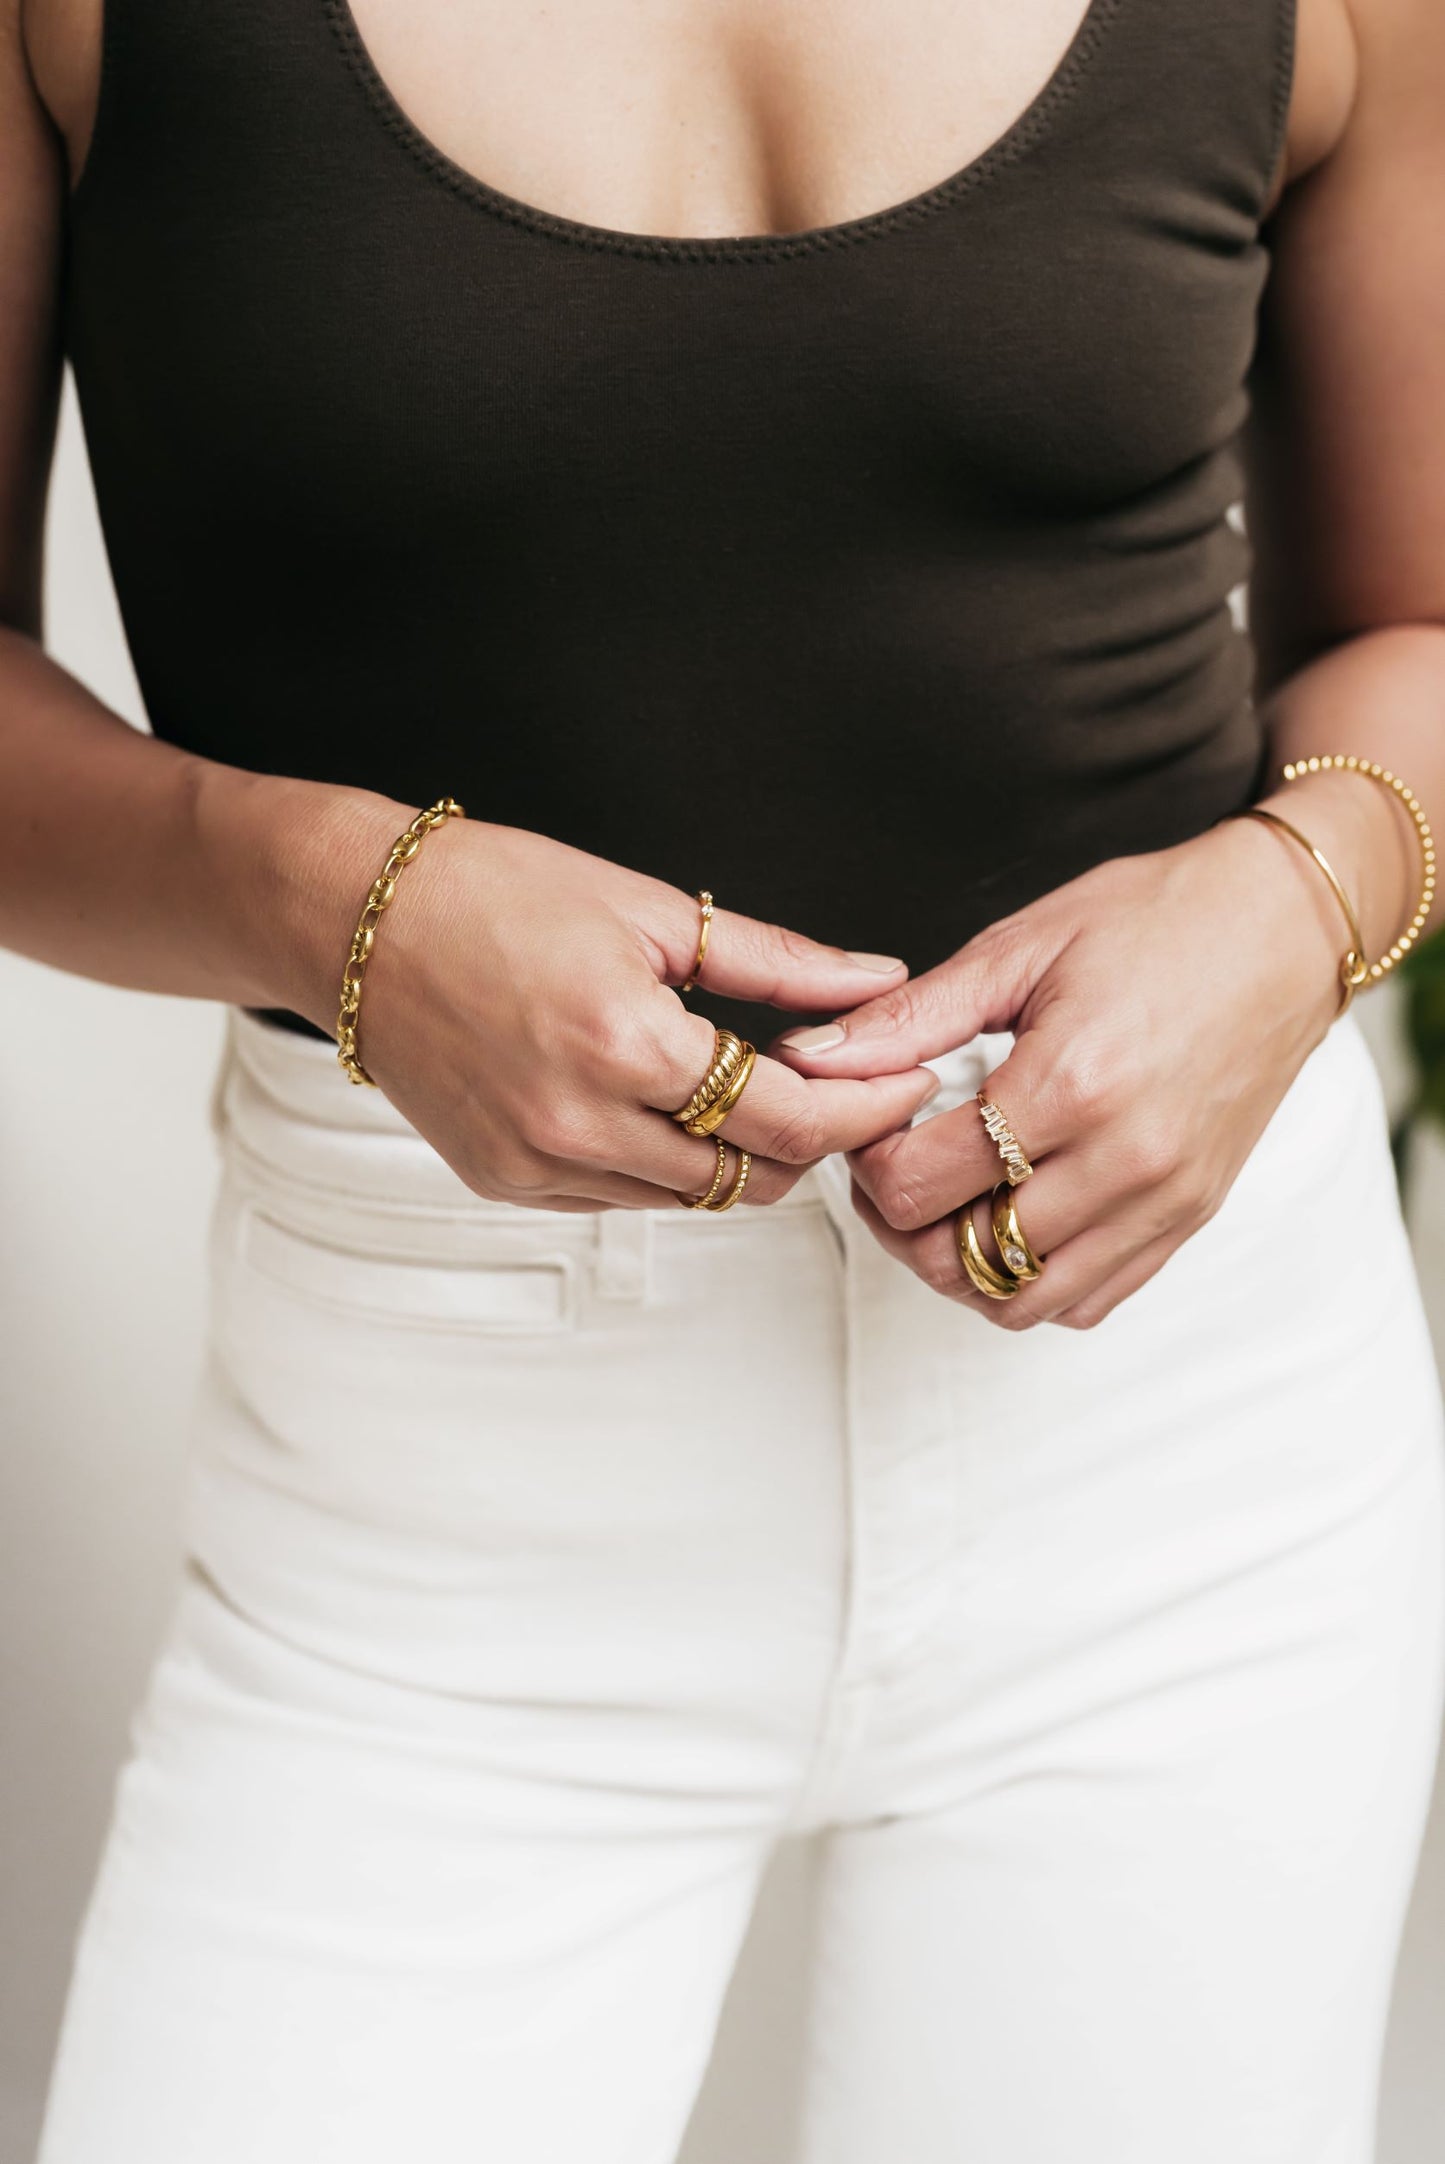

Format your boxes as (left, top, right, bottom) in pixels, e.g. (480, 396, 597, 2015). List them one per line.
(321, 0, 1126, 263)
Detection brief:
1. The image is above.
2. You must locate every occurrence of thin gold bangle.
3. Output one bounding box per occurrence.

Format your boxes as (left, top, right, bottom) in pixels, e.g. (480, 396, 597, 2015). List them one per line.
(1239, 806, 1369, 1017)
(1278, 755, 1436, 983)
(336, 797, 466, 1085)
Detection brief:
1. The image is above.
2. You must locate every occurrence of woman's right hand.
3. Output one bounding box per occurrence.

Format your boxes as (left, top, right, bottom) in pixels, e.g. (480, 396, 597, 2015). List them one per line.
(292, 792, 940, 1212)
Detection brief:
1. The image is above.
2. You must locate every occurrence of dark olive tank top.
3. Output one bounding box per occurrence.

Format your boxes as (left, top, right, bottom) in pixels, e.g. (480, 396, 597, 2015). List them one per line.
(60, 0, 1292, 1050)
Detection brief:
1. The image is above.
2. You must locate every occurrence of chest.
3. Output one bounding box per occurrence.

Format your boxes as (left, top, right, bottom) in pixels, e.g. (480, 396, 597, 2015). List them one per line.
(325, 0, 1102, 243)
(60, 0, 1284, 563)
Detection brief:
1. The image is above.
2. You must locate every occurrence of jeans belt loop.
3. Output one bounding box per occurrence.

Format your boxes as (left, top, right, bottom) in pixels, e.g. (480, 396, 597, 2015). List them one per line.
(593, 1206, 654, 1304)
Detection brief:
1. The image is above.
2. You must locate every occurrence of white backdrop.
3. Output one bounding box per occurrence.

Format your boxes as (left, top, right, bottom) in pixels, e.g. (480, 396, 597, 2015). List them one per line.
(2, 374, 1443, 2162)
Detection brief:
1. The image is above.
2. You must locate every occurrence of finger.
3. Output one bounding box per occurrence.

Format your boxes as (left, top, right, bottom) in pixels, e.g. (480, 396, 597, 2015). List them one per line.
(629, 993, 940, 1163)
(851, 1104, 1152, 1247)
(845, 1026, 1086, 1227)
(602, 1108, 806, 1208)
(848, 1181, 991, 1311)
(644, 1045, 942, 1166)
(850, 1176, 1163, 1332)
(946, 1190, 1170, 1327)
(771, 918, 1062, 1078)
(1048, 1225, 1194, 1329)
(497, 1150, 792, 1213)
(645, 890, 910, 1010)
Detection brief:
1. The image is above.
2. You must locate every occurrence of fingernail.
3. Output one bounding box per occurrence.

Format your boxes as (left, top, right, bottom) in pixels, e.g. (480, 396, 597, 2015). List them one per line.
(779, 1023, 847, 1052)
(845, 951, 906, 973)
(918, 1073, 943, 1102)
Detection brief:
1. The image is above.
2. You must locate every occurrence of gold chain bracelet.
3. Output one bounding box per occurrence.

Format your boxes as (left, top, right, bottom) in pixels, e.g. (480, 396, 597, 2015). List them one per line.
(1236, 755, 1435, 1018)
(335, 796, 466, 1085)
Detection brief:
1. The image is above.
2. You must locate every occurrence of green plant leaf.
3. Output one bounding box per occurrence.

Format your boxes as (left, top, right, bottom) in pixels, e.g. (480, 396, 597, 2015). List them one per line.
(1400, 926, 1445, 1136)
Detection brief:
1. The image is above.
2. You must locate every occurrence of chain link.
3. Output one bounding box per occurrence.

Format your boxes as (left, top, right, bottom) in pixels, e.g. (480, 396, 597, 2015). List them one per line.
(335, 796, 466, 1085)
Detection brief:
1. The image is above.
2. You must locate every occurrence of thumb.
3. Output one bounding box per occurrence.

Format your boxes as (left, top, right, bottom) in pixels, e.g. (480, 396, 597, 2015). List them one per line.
(654, 896, 911, 1010)
(768, 922, 1047, 1077)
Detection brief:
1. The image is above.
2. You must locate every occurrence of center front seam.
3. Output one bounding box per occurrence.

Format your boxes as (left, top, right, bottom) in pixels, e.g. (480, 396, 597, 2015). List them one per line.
(779, 1157, 883, 1837)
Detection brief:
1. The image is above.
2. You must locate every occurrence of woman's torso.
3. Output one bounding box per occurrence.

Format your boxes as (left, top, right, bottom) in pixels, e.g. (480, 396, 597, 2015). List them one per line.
(36, 0, 1348, 1046)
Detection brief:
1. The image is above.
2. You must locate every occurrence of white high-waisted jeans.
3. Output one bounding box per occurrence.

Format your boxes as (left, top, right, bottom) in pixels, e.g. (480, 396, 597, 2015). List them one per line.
(36, 1001, 1445, 2164)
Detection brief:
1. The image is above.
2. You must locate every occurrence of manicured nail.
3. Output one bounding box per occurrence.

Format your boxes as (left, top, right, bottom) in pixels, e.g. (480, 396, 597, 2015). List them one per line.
(779, 1023, 847, 1052)
(846, 951, 906, 973)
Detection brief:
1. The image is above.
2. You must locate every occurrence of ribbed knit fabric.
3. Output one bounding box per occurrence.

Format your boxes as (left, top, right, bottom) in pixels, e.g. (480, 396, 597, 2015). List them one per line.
(60, 0, 1293, 1048)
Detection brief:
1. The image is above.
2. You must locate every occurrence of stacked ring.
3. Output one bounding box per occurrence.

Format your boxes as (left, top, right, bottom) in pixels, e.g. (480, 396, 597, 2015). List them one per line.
(678, 1139, 752, 1213)
(673, 1030, 747, 1127)
(991, 1182, 1044, 1281)
(672, 1028, 758, 1137)
(956, 1208, 1022, 1300)
(955, 1183, 1048, 1301)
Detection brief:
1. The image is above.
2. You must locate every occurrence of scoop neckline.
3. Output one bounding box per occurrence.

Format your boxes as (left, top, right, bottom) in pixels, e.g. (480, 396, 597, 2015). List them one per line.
(321, 0, 1125, 263)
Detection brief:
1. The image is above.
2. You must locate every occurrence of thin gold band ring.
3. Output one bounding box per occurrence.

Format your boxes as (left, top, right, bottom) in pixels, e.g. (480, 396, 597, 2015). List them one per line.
(678, 1140, 751, 1212)
(681, 891, 714, 993)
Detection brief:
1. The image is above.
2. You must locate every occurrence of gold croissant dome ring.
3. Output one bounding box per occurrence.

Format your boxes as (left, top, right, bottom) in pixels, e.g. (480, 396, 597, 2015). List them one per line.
(672, 1028, 758, 1138)
(976, 1092, 1034, 1185)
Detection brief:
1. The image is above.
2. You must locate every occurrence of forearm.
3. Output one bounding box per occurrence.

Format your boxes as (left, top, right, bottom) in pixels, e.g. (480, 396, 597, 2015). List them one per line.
(1245, 623, 1445, 986)
(0, 624, 414, 1031)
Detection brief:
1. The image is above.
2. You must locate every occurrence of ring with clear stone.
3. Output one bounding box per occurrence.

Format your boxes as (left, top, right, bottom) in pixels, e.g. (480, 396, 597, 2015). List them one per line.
(991, 1180, 1045, 1282)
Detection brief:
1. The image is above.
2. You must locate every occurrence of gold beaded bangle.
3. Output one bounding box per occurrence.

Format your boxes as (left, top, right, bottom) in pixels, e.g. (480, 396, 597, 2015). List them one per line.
(1235, 756, 1436, 1019)
(1278, 756, 1435, 983)
(336, 796, 466, 1086)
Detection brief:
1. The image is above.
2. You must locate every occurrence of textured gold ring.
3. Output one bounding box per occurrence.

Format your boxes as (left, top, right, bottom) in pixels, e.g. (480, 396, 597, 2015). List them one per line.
(672, 1030, 757, 1137)
(673, 1029, 746, 1128)
(681, 891, 715, 993)
(956, 1205, 1021, 1300)
(678, 1139, 730, 1210)
(990, 1181, 1044, 1280)
(709, 1147, 752, 1211)
(976, 1092, 1034, 1185)
(684, 1047, 757, 1136)
(679, 1141, 751, 1212)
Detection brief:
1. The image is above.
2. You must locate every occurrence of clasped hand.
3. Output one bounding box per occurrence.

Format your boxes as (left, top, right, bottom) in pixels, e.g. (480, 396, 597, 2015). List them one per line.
(774, 815, 1349, 1330)
(351, 809, 1347, 1325)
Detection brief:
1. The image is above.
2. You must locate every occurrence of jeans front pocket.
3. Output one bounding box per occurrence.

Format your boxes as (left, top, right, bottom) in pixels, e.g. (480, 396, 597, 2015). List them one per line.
(232, 1196, 579, 1337)
(190, 1167, 606, 1619)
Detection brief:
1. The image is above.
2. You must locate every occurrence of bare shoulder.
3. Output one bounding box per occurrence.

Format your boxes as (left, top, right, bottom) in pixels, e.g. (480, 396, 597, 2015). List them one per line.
(17, 0, 100, 190)
(1339, 0, 1445, 132)
(1279, 0, 1445, 201)
(1275, 0, 1358, 200)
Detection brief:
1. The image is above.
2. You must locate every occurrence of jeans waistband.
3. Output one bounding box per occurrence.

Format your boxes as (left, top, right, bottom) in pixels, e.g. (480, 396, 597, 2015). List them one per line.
(205, 1002, 1381, 1312)
(210, 1004, 1020, 1221)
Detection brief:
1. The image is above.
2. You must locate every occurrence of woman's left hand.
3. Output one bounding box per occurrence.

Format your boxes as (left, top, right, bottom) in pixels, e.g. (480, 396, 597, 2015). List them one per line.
(773, 811, 1356, 1329)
